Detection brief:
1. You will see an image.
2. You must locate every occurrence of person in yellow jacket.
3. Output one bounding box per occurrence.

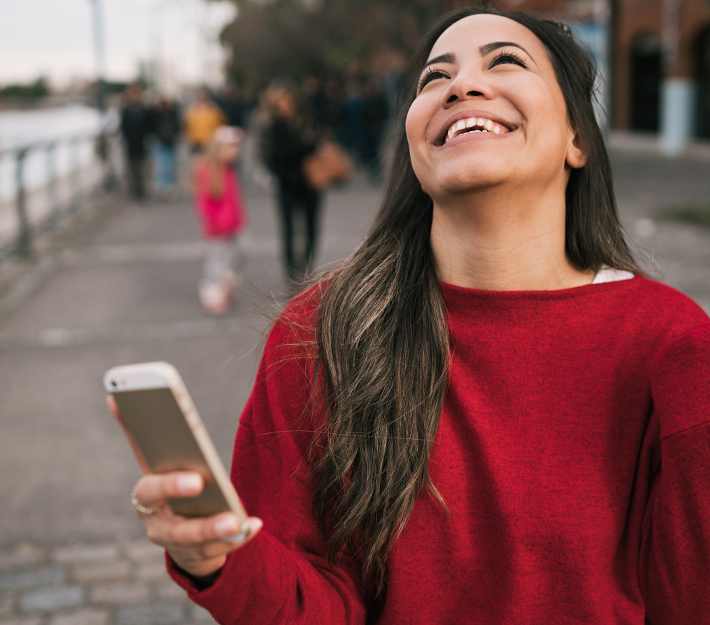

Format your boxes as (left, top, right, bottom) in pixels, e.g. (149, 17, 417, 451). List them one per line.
(185, 89, 226, 153)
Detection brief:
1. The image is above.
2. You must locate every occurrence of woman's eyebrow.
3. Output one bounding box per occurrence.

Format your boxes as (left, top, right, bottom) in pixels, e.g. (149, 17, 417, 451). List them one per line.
(422, 52, 456, 70)
(479, 41, 536, 65)
(422, 42, 536, 72)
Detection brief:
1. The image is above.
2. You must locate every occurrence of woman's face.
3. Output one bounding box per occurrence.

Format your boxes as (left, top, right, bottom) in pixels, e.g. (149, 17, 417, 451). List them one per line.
(406, 14, 585, 200)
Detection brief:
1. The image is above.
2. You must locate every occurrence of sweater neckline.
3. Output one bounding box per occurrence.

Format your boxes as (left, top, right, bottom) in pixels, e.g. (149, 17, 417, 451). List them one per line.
(438, 273, 642, 303)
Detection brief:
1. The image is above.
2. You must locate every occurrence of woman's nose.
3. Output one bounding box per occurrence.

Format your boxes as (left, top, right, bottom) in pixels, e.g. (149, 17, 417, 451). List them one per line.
(440, 70, 494, 108)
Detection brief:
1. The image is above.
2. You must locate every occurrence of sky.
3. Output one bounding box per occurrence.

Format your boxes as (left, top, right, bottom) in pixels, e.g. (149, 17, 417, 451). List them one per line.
(0, 0, 236, 88)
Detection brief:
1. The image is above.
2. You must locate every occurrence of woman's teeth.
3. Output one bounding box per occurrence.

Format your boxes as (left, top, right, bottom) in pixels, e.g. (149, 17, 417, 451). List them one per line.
(445, 117, 507, 143)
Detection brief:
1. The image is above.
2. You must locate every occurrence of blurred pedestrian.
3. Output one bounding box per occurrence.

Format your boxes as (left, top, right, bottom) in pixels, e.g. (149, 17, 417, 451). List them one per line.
(192, 126, 247, 315)
(323, 79, 347, 146)
(151, 96, 181, 196)
(185, 89, 226, 154)
(119, 84, 152, 200)
(362, 76, 390, 181)
(302, 75, 328, 128)
(261, 81, 320, 282)
(216, 82, 245, 129)
(217, 82, 248, 179)
(344, 79, 366, 163)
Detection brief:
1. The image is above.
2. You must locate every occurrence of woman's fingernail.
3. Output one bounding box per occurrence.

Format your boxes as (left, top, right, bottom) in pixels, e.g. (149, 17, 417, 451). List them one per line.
(214, 515, 239, 537)
(231, 525, 250, 544)
(177, 474, 202, 493)
(220, 519, 260, 544)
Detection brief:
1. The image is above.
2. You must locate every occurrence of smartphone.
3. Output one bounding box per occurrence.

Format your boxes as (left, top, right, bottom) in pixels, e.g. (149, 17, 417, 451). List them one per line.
(104, 361, 247, 522)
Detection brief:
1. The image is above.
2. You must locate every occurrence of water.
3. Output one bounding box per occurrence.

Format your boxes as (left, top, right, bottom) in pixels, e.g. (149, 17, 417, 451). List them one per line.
(0, 106, 102, 151)
(0, 106, 110, 249)
(0, 106, 105, 201)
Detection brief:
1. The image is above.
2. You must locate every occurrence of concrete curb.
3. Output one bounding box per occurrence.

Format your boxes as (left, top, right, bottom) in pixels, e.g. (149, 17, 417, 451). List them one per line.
(607, 131, 710, 161)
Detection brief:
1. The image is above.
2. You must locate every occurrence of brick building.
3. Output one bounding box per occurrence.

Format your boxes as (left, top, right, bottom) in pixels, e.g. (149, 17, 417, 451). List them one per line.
(612, 0, 710, 143)
(447, 0, 710, 152)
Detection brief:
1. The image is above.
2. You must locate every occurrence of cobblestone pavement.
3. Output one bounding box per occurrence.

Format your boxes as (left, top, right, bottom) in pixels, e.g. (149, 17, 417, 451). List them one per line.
(0, 539, 212, 625)
(0, 136, 709, 624)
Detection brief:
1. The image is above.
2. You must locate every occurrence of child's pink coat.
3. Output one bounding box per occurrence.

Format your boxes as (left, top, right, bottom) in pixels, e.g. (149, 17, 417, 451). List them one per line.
(195, 162, 247, 239)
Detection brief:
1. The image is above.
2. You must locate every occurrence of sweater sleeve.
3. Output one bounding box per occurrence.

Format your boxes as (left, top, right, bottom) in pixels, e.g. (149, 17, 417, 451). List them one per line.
(639, 321, 710, 624)
(166, 307, 368, 624)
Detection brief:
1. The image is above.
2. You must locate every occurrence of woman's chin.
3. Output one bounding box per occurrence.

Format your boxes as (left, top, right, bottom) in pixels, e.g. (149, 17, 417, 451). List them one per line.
(426, 171, 510, 197)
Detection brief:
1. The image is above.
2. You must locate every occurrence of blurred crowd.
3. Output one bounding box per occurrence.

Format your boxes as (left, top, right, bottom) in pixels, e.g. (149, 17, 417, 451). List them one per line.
(116, 74, 394, 201)
(117, 82, 255, 200)
(115, 74, 394, 313)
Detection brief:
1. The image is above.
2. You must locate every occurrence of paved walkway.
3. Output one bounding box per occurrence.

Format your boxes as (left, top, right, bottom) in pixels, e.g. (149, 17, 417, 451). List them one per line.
(0, 143, 709, 624)
(0, 539, 212, 625)
(0, 160, 380, 625)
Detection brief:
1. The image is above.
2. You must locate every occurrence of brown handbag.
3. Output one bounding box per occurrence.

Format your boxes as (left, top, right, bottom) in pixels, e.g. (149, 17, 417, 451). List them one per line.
(303, 140, 353, 190)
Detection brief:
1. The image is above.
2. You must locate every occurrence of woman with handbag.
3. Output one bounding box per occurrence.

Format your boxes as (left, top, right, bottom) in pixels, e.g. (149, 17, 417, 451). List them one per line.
(263, 82, 322, 282)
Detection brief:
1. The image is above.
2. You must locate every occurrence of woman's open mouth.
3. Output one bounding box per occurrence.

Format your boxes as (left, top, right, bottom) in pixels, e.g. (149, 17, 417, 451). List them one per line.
(436, 112, 516, 146)
(446, 117, 509, 143)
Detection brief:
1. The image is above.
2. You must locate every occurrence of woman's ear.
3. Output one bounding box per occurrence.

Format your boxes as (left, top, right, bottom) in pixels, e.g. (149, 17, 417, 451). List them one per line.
(566, 130, 587, 169)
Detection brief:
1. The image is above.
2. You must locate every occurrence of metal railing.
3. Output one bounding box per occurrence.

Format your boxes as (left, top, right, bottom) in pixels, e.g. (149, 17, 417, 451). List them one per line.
(0, 130, 122, 261)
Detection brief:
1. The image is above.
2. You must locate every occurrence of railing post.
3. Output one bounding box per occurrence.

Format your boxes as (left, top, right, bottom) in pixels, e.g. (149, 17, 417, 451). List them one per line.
(71, 136, 82, 212)
(104, 132, 119, 191)
(96, 130, 118, 192)
(1, 129, 119, 262)
(46, 141, 60, 229)
(14, 148, 32, 258)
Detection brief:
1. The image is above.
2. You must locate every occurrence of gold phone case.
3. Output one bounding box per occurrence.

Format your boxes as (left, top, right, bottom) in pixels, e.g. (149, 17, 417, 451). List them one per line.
(105, 362, 247, 521)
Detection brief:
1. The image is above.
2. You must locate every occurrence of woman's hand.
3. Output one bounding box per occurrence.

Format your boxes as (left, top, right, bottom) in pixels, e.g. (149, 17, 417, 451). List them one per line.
(107, 396, 262, 581)
(131, 472, 263, 580)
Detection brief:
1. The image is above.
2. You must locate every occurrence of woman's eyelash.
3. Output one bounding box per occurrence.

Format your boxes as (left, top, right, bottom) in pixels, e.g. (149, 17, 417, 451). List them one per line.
(417, 51, 528, 92)
(489, 50, 528, 69)
(417, 67, 448, 92)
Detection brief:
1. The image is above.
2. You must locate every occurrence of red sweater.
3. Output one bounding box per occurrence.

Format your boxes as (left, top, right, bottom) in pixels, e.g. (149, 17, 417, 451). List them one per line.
(168, 276, 710, 624)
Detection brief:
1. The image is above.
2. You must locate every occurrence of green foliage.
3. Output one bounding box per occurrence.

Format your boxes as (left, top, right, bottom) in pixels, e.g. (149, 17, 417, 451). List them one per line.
(662, 204, 710, 228)
(104, 80, 131, 95)
(216, 0, 452, 81)
(1, 78, 50, 101)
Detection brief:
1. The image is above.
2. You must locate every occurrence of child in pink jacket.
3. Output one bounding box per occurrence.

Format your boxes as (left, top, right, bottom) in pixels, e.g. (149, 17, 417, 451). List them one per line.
(193, 126, 247, 315)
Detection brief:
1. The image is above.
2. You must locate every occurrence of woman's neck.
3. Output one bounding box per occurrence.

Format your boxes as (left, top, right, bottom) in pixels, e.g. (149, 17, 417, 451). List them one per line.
(430, 188, 595, 291)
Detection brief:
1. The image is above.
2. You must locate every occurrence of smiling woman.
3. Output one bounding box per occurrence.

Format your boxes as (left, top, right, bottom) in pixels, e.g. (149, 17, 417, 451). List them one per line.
(123, 7, 710, 625)
(408, 14, 593, 290)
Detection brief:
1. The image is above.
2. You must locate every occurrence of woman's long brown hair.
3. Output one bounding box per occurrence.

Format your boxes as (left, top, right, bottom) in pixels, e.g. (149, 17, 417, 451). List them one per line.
(309, 8, 642, 596)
